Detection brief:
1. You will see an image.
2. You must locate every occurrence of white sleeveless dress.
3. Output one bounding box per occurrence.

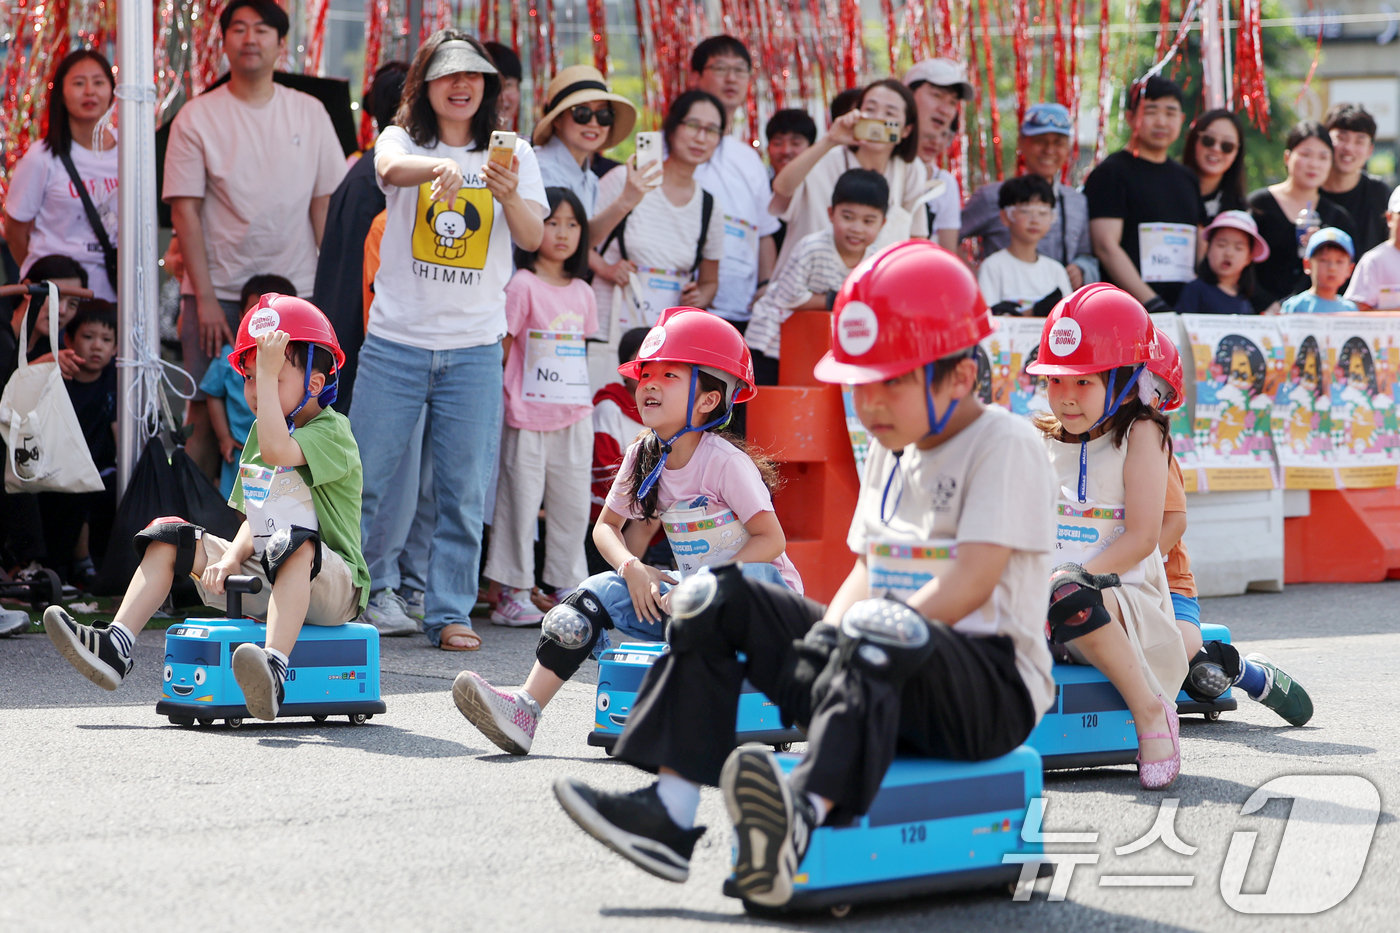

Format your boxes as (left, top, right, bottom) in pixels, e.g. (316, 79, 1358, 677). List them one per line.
(1045, 426, 1188, 702)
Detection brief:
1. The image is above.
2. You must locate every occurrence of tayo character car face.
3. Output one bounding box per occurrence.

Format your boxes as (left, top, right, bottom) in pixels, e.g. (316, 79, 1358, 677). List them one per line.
(594, 648, 657, 733)
(162, 626, 223, 704)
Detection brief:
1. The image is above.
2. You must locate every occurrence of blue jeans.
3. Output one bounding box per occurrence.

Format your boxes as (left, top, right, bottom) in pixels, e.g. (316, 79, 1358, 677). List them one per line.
(581, 562, 789, 656)
(350, 333, 503, 644)
(363, 404, 435, 594)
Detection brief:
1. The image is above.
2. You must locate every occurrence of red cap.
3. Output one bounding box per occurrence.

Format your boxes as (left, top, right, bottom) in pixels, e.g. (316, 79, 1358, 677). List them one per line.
(1025, 284, 1161, 376)
(617, 307, 757, 404)
(1147, 326, 1185, 411)
(229, 294, 346, 377)
(813, 240, 994, 385)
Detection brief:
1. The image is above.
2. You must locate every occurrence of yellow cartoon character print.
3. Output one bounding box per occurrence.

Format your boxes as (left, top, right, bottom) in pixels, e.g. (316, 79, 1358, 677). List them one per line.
(411, 182, 493, 268)
(1336, 336, 1378, 453)
(1285, 338, 1323, 452)
(1211, 334, 1267, 454)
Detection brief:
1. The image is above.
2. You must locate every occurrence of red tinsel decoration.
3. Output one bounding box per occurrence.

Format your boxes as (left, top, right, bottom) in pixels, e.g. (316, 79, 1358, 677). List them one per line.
(586, 0, 609, 75)
(1011, 0, 1031, 135)
(978, 0, 1004, 180)
(305, 0, 330, 74)
(1094, 0, 1110, 163)
(1235, 0, 1269, 132)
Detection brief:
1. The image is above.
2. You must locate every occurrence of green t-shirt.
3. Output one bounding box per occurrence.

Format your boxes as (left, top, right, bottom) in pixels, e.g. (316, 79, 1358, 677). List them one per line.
(229, 407, 370, 613)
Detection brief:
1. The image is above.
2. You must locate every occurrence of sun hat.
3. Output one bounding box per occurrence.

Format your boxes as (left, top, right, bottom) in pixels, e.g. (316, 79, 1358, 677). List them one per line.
(1202, 209, 1271, 262)
(532, 65, 638, 150)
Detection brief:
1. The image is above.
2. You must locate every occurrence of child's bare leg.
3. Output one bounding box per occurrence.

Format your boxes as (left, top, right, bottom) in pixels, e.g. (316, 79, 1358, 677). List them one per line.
(1177, 619, 1203, 659)
(113, 540, 210, 637)
(264, 541, 314, 657)
(522, 662, 566, 708)
(1070, 592, 1173, 762)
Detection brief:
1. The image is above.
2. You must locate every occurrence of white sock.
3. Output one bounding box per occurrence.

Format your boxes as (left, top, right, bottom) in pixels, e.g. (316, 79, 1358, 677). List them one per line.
(109, 622, 136, 653)
(807, 793, 832, 825)
(515, 689, 543, 718)
(656, 772, 701, 829)
(265, 647, 290, 683)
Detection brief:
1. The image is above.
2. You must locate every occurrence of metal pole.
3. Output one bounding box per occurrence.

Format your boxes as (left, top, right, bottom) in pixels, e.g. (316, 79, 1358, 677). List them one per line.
(1202, 0, 1226, 111)
(115, 0, 161, 498)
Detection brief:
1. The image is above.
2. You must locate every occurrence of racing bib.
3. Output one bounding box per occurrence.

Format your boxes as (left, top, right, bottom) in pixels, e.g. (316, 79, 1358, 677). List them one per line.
(1138, 222, 1196, 283)
(1378, 285, 1400, 310)
(1053, 498, 1144, 585)
(240, 463, 318, 555)
(521, 329, 591, 405)
(660, 503, 750, 576)
(628, 268, 688, 326)
(866, 538, 994, 635)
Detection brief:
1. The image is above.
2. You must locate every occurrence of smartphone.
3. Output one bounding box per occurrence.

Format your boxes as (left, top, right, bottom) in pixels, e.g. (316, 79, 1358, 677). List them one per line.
(488, 130, 517, 169)
(854, 118, 901, 144)
(635, 131, 663, 182)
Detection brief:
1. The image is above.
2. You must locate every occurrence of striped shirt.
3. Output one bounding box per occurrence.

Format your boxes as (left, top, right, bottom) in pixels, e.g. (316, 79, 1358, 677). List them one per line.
(745, 230, 865, 360)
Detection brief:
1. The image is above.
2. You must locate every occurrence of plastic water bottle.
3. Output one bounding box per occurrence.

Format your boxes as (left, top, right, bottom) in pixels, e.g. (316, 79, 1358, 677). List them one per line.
(1296, 201, 1320, 257)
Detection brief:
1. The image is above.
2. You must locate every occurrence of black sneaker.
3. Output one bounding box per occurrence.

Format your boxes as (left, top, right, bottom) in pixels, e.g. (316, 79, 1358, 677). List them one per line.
(232, 644, 285, 721)
(44, 606, 133, 690)
(721, 744, 814, 907)
(553, 778, 706, 882)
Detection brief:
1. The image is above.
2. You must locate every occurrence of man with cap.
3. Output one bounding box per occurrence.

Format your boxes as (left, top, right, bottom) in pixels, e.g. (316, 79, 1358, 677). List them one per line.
(903, 58, 969, 252)
(960, 102, 1098, 289)
(690, 35, 781, 331)
(533, 65, 637, 218)
(1345, 190, 1400, 311)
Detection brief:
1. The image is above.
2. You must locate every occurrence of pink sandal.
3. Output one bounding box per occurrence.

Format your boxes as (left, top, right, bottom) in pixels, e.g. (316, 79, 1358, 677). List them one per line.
(1136, 694, 1180, 790)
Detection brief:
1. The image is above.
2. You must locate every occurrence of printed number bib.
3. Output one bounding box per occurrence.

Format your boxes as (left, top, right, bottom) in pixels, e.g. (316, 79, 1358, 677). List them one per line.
(1138, 223, 1197, 283)
(629, 268, 688, 326)
(522, 330, 591, 405)
(1053, 499, 1144, 585)
(866, 538, 995, 635)
(660, 504, 750, 576)
(239, 463, 318, 555)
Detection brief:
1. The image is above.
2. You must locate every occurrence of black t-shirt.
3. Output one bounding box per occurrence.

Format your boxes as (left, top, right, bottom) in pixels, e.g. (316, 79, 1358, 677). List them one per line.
(1200, 182, 1246, 223)
(1247, 188, 1357, 307)
(66, 363, 118, 470)
(1320, 173, 1391, 258)
(1084, 149, 1205, 305)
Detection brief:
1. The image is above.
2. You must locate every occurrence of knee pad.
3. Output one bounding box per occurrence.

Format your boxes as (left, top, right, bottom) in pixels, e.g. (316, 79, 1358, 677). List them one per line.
(774, 623, 841, 729)
(834, 598, 934, 688)
(666, 562, 746, 657)
(133, 517, 204, 580)
(1047, 563, 1120, 644)
(1184, 640, 1242, 701)
(536, 589, 614, 681)
(260, 526, 322, 585)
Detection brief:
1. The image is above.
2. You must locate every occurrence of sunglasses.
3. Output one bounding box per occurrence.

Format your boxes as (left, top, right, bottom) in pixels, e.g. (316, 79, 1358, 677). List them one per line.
(569, 105, 615, 127)
(1199, 133, 1237, 155)
(1024, 109, 1072, 132)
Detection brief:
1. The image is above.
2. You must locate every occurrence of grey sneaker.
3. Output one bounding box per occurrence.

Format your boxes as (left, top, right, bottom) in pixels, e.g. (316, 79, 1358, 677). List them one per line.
(399, 588, 426, 632)
(359, 589, 416, 637)
(0, 607, 30, 637)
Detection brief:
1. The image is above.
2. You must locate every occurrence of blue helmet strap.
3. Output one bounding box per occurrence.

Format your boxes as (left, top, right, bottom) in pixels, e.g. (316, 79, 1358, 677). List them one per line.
(284, 342, 339, 435)
(879, 450, 905, 524)
(923, 362, 959, 439)
(1076, 364, 1144, 502)
(635, 367, 731, 499)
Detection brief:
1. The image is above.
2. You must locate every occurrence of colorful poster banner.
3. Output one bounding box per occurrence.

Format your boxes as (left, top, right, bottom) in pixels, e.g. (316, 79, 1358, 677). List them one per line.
(1152, 313, 1200, 492)
(1181, 314, 1279, 491)
(1271, 315, 1337, 489)
(1326, 315, 1400, 488)
(976, 317, 1049, 418)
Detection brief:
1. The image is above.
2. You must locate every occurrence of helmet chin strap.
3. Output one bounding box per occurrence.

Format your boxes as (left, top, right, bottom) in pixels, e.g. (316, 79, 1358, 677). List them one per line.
(1076, 364, 1145, 503)
(283, 342, 339, 434)
(881, 362, 960, 525)
(636, 367, 731, 499)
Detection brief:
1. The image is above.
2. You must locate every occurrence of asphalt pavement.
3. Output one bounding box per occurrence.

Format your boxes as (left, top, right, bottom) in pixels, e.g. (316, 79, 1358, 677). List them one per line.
(2, 581, 1396, 933)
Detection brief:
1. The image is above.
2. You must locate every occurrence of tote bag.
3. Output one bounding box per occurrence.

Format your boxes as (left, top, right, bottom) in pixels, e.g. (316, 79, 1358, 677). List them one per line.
(0, 282, 104, 493)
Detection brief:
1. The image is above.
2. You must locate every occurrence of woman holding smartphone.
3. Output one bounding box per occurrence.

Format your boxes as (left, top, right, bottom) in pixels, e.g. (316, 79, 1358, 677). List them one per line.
(352, 29, 547, 652)
(588, 90, 727, 339)
(769, 78, 932, 274)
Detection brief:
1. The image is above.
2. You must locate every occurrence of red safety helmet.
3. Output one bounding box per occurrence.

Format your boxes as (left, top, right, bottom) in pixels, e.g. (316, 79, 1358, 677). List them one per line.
(813, 240, 994, 385)
(618, 307, 757, 405)
(229, 294, 347, 377)
(1025, 283, 1161, 377)
(1147, 326, 1185, 411)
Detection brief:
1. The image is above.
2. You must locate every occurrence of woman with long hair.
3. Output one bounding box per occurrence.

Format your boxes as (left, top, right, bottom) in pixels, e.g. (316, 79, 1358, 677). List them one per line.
(4, 49, 118, 299)
(1182, 108, 1246, 222)
(351, 29, 547, 652)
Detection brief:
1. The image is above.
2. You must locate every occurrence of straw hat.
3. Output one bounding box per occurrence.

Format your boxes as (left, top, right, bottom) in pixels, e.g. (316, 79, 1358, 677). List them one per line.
(532, 65, 637, 150)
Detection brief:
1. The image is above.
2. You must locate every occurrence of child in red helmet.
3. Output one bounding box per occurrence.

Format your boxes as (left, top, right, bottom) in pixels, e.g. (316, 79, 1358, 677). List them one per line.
(1148, 328, 1313, 726)
(453, 307, 801, 758)
(549, 242, 1058, 906)
(45, 295, 370, 722)
(1029, 283, 1188, 789)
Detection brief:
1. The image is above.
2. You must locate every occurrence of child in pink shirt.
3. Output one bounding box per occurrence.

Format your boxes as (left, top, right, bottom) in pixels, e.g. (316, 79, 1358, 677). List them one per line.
(483, 188, 599, 626)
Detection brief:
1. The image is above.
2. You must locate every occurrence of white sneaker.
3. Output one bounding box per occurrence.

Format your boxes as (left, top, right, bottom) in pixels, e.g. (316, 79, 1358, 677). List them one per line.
(0, 607, 30, 637)
(399, 589, 426, 632)
(359, 589, 417, 636)
(452, 671, 540, 754)
(490, 589, 545, 627)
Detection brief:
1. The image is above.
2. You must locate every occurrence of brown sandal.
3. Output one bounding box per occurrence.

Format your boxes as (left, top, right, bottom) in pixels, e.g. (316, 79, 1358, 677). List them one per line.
(438, 623, 482, 651)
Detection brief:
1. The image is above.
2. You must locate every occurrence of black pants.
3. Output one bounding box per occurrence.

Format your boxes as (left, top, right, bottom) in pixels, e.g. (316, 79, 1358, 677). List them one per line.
(613, 577, 1037, 820)
(37, 477, 116, 581)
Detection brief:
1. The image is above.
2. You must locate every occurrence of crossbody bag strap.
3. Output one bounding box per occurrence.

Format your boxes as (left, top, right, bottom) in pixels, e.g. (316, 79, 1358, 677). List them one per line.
(694, 190, 714, 272)
(56, 149, 117, 290)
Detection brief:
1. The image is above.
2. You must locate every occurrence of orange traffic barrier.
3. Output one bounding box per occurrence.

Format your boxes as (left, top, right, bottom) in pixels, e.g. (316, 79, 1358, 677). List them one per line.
(1284, 488, 1400, 582)
(746, 312, 859, 603)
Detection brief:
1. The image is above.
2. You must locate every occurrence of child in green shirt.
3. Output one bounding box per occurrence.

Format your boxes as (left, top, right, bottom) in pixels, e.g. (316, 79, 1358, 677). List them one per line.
(45, 295, 369, 722)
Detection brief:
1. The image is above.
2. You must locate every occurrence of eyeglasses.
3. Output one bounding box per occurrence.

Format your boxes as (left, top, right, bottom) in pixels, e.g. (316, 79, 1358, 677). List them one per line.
(1199, 133, 1237, 155)
(703, 64, 751, 79)
(1009, 206, 1054, 220)
(681, 119, 723, 139)
(569, 105, 615, 127)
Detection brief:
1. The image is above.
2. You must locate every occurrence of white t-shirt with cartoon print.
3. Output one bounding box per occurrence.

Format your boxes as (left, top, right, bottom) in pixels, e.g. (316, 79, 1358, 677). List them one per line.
(370, 125, 548, 351)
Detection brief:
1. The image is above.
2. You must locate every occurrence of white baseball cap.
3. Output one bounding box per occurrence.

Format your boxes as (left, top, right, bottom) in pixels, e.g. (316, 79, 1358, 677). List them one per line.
(1388, 184, 1400, 213)
(903, 58, 973, 100)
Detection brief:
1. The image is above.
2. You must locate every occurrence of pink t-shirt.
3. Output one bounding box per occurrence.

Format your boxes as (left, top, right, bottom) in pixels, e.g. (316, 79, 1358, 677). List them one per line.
(1344, 242, 1400, 309)
(605, 432, 804, 593)
(503, 270, 599, 431)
